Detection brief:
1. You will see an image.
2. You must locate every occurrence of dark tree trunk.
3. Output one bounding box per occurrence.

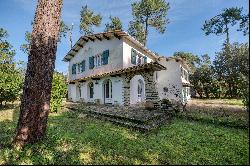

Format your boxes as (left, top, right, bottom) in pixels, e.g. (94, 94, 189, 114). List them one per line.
(13, 0, 63, 148)
(144, 17, 149, 46)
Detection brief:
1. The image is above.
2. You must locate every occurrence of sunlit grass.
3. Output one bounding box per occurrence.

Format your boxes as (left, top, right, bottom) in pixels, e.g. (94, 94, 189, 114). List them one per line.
(0, 103, 249, 165)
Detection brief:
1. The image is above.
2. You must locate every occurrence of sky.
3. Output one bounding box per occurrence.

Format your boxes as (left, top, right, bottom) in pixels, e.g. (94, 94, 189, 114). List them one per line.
(0, 0, 249, 74)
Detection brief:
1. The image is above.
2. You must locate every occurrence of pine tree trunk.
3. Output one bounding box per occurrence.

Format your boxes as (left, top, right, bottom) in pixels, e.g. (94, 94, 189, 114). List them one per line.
(13, 0, 63, 148)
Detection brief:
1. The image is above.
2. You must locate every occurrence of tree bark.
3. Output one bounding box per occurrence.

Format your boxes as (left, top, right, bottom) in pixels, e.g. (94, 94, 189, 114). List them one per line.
(225, 23, 229, 45)
(144, 17, 149, 46)
(13, 0, 63, 148)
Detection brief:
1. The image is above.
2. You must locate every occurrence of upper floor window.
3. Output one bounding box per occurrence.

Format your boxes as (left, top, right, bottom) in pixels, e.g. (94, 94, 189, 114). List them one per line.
(181, 67, 189, 81)
(131, 49, 137, 65)
(131, 48, 148, 65)
(80, 60, 85, 72)
(102, 50, 109, 65)
(89, 50, 109, 69)
(72, 64, 76, 74)
(72, 60, 85, 75)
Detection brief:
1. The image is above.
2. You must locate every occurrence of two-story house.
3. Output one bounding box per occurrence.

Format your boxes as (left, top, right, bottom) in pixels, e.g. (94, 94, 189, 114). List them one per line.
(63, 30, 191, 107)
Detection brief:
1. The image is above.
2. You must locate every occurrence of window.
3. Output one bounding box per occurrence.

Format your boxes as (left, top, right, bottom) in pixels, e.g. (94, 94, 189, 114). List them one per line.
(137, 56, 141, 65)
(80, 60, 85, 72)
(72, 64, 76, 74)
(131, 49, 137, 65)
(89, 56, 94, 69)
(138, 80, 143, 97)
(143, 56, 147, 63)
(102, 50, 109, 65)
(77, 63, 81, 73)
(89, 82, 94, 98)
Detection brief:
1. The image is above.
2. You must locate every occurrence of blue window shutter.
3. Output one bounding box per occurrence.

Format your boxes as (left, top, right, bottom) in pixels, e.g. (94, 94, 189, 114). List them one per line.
(89, 57, 94, 69)
(131, 49, 136, 65)
(81, 60, 85, 72)
(144, 56, 147, 63)
(72, 64, 76, 74)
(102, 50, 109, 65)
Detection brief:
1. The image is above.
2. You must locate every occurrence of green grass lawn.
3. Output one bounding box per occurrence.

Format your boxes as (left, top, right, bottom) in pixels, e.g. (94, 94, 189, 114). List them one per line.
(0, 104, 249, 165)
(193, 98, 244, 106)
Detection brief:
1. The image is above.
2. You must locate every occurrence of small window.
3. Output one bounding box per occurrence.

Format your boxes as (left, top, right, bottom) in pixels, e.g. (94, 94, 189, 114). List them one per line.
(102, 50, 109, 65)
(137, 56, 141, 65)
(89, 82, 94, 98)
(77, 63, 81, 73)
(89, 56, 94, 69)
(80, 60, 85, 72)
(72, 64, 76, 74)
(143, 56, 147, 63)
(131, 49, 137, 65)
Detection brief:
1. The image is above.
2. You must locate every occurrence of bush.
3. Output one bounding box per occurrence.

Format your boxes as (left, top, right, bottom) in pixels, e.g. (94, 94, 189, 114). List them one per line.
(50, 72, 67, 112)
(161, 98, 172, 105)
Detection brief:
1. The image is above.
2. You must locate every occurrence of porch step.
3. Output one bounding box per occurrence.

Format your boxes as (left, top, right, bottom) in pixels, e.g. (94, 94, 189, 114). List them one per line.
(87, 112, 170, 131)
(66, 103, 171, 131)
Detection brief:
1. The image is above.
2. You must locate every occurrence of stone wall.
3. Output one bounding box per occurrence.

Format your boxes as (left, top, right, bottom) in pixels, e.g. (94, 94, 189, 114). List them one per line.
(121, 69, 160, 107)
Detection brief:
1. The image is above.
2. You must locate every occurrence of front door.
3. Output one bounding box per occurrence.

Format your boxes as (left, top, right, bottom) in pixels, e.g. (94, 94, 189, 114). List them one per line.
(104, 80, 112, 104)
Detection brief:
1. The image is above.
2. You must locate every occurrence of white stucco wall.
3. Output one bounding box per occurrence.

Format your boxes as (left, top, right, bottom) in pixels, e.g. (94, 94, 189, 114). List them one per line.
(156, 58, 191, 103)
(69, 76, 123, 105)
(130, 75, 145, 104)
(68, 38, 123, 81)
(122, 38, 153, 68)
(156, 58, 183, 103)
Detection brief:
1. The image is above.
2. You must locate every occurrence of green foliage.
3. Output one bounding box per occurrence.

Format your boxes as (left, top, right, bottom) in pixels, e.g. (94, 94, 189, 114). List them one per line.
(190, 54, 220, 98)
(0, 27, 23, 106)
(0, 105, 249, 165)
(128, 20, 146, 44)
(20, 31, 31, 54)
(202, 7, 246, 44)
(128, 0, 170, 45)
(80, 5, 102, 35)
(50, 72, 67, 113)
(161, 98, 171, 105)
(173, 52, 200, 72)
(213, 43, 249, 100)
(238, 13, 249, 36)
(104, 16, 123, 32)
(20, 21, 70, 54)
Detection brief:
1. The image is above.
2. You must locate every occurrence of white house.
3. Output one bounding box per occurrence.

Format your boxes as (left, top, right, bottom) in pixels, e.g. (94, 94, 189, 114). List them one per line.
(63, 30, 191, 107)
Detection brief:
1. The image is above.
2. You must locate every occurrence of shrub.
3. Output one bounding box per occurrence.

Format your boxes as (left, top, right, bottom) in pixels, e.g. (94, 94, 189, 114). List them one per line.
(161, 98, 172, 105)
(50, 72, 67, 112)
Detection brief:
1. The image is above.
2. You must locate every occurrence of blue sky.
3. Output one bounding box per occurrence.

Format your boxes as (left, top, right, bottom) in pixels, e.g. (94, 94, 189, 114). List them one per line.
(0, 0, 249, 73)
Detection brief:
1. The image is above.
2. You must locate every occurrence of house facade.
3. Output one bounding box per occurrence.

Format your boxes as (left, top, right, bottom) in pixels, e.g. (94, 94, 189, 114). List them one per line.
(63, 31, 191, 107)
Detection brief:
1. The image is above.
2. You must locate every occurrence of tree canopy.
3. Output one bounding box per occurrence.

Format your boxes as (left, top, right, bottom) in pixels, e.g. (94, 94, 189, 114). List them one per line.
(20, 21, 70, 54)
(105, 16, 123, 32)
(202, 7, 246, 44)
(0, 28, 23, 106)
(128, 0, 170, 46)
(80, 5, 102, 35)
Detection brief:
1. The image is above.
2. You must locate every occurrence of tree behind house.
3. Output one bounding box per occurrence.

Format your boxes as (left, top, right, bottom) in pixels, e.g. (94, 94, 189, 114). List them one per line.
(79, 5, 102, 35)
(202, 7, 245, 44)
(128, 0, 170, 46)
(105, 16, 123, 32)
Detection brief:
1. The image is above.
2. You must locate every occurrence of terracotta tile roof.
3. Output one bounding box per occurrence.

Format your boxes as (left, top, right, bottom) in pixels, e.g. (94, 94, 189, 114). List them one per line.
(68, 62, 166, 83)
(63, 30, 159, 62)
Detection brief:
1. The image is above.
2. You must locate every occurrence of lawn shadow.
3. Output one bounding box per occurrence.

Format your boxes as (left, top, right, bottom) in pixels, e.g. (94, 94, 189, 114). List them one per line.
(0, 107, 160, 165)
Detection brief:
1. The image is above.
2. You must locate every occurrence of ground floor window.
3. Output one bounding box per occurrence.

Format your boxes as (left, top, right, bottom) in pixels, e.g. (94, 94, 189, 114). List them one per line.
(138, 79, 143, 98)
(104, 79, 112, 99)
(88, 82, 94, 98)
